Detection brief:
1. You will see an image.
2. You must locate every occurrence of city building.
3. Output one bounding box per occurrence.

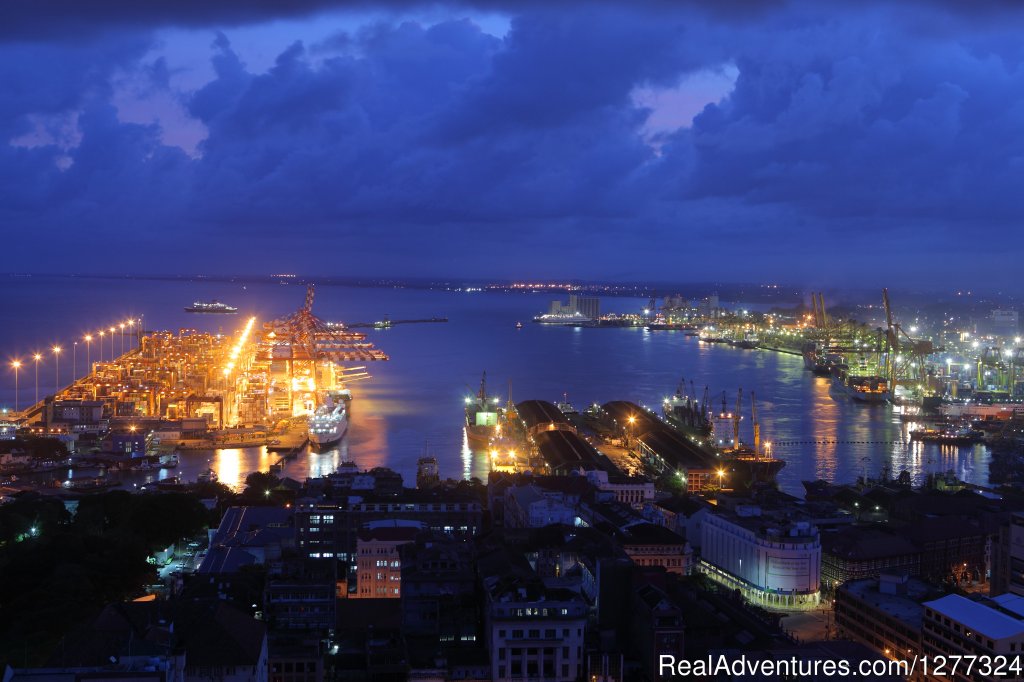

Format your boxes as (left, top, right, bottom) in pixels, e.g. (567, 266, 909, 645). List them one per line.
(294, 486, 484, 564)
(353, 525, 420, 598)
(991, 309, 1020, 338)
(922, 593, 1024, 682)
(631, 581, 685, 680)
(546, 295, 600, 319)
(504, 485, 577, 529)
(834, 573, 941, 660)
(821, 526, 921, 592)
(618, 523, 691, 575)
(480, 551, 588, 682)
(700, 503, 822, 608)
(585, 470, 655, 507)
(994, 511, 1024, 596)
(199, 506, 295, 574)
(399, 534, 478, 641)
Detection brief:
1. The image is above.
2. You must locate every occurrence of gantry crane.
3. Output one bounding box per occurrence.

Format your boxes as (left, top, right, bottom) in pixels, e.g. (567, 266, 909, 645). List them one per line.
(881, 288, 935, 396)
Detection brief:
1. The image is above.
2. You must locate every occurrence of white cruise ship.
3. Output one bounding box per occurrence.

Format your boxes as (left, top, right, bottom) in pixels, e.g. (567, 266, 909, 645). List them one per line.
(308, 392, 349, 448)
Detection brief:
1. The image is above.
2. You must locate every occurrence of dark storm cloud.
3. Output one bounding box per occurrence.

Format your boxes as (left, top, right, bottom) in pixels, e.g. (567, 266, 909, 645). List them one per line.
(6, 0, 1024, 40)
(2, 1, 1024, 284)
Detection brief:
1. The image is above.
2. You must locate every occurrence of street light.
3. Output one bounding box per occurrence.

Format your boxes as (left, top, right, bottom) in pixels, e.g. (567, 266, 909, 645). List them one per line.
(84, 335, 92, 375)
(52, 346, 61, 396)
(108, 327, 115, 359)
(33, 353, 41, 404)
(128, 319, 136, 349)
(98, 331, 105, 362)
(9, 360, 20, 412)
(73, 341, 78, 382)
(119, 323, 125, 356)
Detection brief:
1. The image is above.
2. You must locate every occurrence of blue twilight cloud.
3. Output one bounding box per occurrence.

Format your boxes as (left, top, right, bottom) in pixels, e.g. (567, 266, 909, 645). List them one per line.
(1, 2, 1024, 286)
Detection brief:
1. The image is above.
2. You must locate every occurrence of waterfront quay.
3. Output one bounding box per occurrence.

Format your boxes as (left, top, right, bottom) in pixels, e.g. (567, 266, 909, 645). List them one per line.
(1, 287, 388, 485)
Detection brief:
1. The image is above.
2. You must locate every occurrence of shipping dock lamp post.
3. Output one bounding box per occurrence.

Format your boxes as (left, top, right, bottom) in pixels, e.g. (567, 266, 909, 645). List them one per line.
(9, 360, 20, 412)
(84, 335, 92, 375)
(52, 346, 61, 397)
(33, 353, 41, 404)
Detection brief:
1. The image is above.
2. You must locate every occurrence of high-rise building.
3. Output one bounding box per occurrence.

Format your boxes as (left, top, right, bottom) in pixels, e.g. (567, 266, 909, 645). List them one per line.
(569, 295, 600, 318)
(991, 309, 1020, 338)
(546, 295, 600, 319)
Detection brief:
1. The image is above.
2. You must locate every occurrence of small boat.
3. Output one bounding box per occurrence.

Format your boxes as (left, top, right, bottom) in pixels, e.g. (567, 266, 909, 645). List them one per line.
(515, 321, 523, 329)
(159, 453, 180, 469)
(184, 300, 238, 314)
(197, 468, 218, 483)
(910, 427, 984, 446)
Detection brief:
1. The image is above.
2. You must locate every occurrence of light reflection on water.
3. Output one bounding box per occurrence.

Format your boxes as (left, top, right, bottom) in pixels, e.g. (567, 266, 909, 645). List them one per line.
(0, 279, 997, 497)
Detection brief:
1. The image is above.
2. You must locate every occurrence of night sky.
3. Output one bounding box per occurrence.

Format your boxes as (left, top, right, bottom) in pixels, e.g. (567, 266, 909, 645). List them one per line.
(3, 1, 1024, 288)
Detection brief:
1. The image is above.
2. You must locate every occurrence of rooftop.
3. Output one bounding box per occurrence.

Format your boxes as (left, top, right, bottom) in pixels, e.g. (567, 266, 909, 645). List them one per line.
(839, 576, 940, 627)
(925, 594, 1024, 641)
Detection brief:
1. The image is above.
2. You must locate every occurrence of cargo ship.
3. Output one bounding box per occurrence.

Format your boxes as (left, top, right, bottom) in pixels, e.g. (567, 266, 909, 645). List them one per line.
(184, 300, 238, 314)
(465, 372, 502, 444)
(712, 388, 785, 486)
(732, 331, 759, 349)
(662, 380, 711, 439)
(801, 342, 833, 375)
(830, 365, 890, 403)
(308, 391, 349, 448)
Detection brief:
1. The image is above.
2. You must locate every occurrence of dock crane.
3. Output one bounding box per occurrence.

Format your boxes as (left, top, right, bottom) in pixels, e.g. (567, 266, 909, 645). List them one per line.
(733, 388, 743, 451)
(751, 390, 761, 460)
(813, 292, 830, 329)
(882, 288, 935, 396)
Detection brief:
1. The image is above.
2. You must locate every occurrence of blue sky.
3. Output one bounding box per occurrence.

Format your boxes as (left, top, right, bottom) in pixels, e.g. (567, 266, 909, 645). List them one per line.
(3, 1, 1024, 288)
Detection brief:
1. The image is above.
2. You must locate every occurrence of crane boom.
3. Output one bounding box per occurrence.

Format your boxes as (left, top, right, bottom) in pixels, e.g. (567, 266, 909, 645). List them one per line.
(751, 391, 760, 460)
(733, 388, 742, 449)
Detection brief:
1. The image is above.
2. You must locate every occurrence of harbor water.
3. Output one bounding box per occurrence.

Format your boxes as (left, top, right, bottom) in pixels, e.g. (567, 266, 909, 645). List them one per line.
(0, 275, 990, 495)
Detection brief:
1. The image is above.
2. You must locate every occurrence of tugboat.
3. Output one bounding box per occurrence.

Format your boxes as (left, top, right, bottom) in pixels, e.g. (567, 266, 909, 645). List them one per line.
(465, 372, 502, 445)
(910, 426, 984, 446)
(416, 457, 440, 489)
